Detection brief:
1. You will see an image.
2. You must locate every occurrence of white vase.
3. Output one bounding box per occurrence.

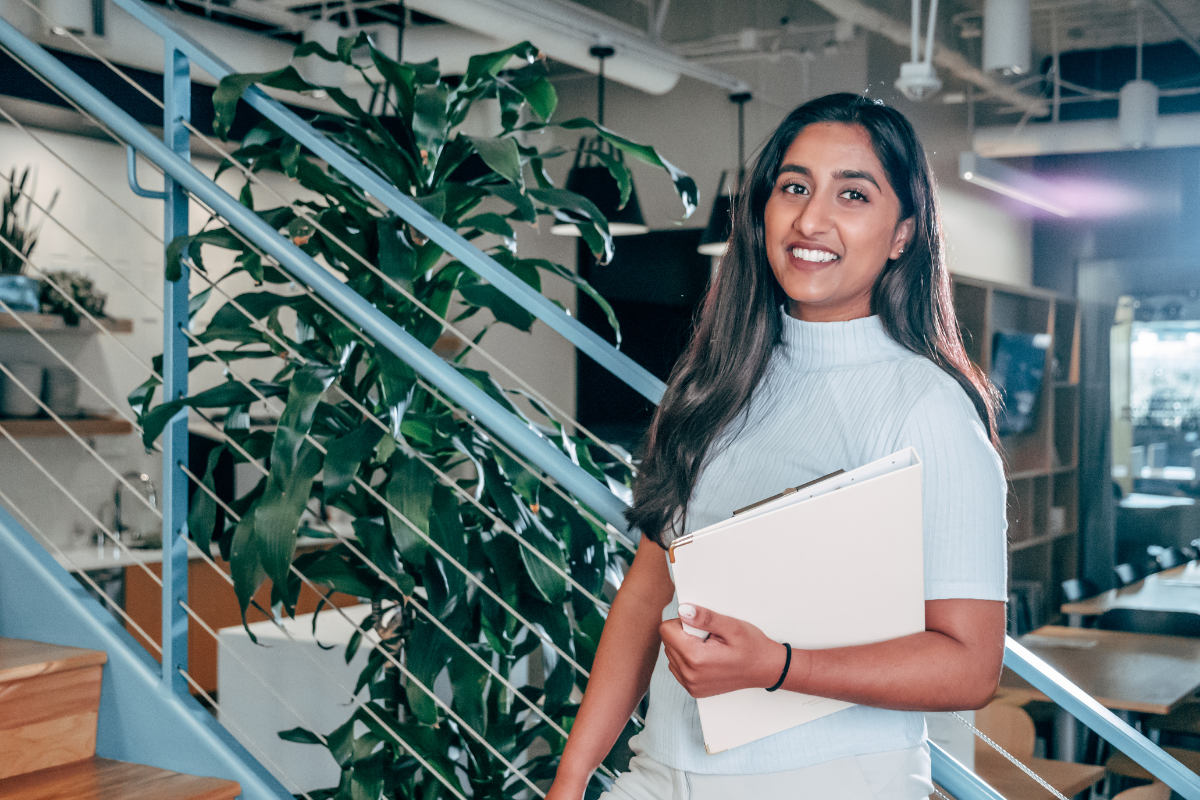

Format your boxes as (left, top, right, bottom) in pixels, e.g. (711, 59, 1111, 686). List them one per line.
(1, 363, 44, 417)
(43, 366, 79, 417)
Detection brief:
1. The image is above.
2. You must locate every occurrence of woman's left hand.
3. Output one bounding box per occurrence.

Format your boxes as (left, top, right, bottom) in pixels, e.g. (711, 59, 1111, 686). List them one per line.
(659, 604, 795, 698)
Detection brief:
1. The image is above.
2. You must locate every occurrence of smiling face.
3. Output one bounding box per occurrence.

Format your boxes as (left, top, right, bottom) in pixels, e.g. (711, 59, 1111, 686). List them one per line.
(763, 122, 915, 322)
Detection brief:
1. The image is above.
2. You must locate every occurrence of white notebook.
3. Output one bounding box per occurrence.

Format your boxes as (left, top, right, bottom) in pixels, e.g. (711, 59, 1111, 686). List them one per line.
(667, 447, 926, 754)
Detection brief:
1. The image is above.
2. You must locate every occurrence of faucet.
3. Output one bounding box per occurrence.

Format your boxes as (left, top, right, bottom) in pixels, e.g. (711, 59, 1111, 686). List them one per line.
(113, 471, 157, 546)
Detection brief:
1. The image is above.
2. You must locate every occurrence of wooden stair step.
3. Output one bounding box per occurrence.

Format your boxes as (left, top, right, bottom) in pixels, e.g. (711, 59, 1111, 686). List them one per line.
(0, 637, 107, 683)
(0, 638, 108, 780)
(0, 757, 242, 800)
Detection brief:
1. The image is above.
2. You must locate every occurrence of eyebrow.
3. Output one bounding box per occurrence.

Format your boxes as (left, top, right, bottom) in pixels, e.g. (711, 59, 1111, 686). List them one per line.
(777, 164, 881, 191)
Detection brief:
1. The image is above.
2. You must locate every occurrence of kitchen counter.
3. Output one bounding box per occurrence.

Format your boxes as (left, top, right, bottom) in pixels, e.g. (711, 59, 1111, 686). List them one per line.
(53, 536, 337, 574)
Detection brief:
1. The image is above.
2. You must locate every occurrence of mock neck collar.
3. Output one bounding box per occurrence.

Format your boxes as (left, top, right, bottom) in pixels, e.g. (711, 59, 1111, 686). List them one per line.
(779, 312, 914, 371)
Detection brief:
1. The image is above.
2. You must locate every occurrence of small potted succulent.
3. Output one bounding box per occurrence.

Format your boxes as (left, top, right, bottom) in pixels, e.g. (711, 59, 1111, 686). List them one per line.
(39, 270, 107, 325)
(0, 167, 57, 313)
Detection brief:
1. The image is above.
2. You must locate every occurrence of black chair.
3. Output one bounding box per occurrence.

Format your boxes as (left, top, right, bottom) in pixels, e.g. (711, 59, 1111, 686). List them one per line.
(1097, 608, 1200, 638)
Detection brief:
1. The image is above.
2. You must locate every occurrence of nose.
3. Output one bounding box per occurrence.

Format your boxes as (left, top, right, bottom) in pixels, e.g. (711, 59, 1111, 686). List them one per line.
(794, 188, 834, 238)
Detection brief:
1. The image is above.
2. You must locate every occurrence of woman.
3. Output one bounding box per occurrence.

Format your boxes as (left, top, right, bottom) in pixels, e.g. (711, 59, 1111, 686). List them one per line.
(548, 93, 1008, 800)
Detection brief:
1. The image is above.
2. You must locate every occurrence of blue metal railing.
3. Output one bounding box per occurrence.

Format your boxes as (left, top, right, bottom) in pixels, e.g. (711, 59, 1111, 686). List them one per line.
(3, 3, 1200, 799)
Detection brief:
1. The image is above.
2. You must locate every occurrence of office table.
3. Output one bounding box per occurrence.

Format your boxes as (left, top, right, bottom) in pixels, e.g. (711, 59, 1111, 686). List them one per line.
(998, 626, 1200, 715)
(1061, 563, 1200, 619)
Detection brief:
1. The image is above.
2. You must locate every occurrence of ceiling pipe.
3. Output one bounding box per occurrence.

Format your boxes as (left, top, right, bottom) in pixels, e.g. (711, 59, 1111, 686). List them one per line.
(974, 112, 1200, 156)
(404, 0, 748, 95)
(802, 0, 1047, 115)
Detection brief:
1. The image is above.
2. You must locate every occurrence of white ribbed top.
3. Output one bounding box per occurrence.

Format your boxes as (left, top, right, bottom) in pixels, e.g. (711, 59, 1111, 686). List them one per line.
(638, 313, 1008, 774)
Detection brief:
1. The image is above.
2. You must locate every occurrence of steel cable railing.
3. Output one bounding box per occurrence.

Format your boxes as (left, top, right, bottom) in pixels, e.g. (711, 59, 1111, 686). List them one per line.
(12, 0, 638, 477)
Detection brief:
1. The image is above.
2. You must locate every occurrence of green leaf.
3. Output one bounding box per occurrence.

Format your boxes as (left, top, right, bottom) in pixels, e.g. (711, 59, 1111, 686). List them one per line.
(384, 452, 433, 561)
(412, 83, 450, 164)
(200, 292, 296, 344)
(212, 66, 315, 140)
(253, 441, 322, 606)
(229, 513, 265, 625)
(187, 444, 226, 555)
(278, 727, 323, 745)
(505, 64, 557, 122)
(529, 187, 613, 264)
(459, 212, 515, 240)
(254, 367, 333, 595)
(557, 117, 698, 219)
(464, 135, 523, 192)
(405, 621, 449, 724)
(462, 41, 538, 88)
(458, 284, 535, 332)
(323, 421, 385, 502)
(520, 524, 569, 604)
(188, 287, 213, 322)
(483, 184, 536, 224)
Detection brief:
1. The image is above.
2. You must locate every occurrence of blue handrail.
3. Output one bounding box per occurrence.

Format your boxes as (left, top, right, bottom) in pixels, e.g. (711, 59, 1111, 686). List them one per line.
(0, 14, 631, 539)
(108, 0, 668, 407)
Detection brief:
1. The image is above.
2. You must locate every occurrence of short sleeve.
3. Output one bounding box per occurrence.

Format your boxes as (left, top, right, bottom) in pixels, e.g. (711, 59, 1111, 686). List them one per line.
(899, 378, 1008, 601)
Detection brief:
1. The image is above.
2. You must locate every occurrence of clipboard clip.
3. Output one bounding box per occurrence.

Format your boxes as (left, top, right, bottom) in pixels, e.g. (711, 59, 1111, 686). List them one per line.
(731, 469, 845, 517)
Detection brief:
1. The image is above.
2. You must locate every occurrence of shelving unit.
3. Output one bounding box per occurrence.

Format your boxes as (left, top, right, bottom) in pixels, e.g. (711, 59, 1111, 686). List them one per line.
(0, 415, 134, 438)
(952, 275, 1081, 628)
(0, 312, 133, 334)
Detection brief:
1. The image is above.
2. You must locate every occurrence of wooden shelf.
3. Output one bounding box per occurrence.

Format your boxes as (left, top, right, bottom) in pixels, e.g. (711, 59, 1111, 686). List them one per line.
(1009, 528, 1077, 552)
(0, 415, 134, 438)
(0, 312, 132, 334)
(952, 274, 1081, 630)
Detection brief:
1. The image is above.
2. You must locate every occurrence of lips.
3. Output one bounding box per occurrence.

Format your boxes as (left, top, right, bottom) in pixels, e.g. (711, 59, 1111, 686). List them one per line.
(787, 242, 840, 265)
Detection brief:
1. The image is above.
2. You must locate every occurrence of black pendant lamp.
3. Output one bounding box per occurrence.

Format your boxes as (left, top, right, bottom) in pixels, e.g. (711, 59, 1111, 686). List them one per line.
(550, 45, 649, 237)
(698, 92, 752, 256)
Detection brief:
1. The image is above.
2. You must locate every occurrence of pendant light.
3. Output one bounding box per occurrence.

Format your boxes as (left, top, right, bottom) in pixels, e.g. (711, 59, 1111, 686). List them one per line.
(698, 92, 751, 257)
(551, 46, 649, 237)
(1119, 7, 1158, 149)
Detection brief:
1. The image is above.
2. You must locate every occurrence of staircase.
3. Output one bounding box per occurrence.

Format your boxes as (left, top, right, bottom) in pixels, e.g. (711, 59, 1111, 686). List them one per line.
(0, 637, 241, 799)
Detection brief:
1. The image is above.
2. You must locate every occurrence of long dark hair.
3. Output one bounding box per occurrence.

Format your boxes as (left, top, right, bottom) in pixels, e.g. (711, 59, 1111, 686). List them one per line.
(627, 93, 999, 548)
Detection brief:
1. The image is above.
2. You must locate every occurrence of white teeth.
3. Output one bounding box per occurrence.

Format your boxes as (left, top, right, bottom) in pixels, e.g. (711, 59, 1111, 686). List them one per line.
(790, 247, 839, 263)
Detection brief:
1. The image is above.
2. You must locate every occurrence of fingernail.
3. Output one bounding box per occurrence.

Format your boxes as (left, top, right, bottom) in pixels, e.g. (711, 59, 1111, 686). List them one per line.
(678, 604, 695, 618)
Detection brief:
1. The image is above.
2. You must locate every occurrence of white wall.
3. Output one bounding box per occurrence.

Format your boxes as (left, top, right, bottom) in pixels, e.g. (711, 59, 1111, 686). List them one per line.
(940, 185, 1032, 287)
(0, 122, 291, 551)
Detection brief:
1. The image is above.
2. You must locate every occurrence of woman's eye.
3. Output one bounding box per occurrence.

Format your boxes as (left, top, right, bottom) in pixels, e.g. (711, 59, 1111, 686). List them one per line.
(841, 188, 868, 201)
(781, 183, 808, 195)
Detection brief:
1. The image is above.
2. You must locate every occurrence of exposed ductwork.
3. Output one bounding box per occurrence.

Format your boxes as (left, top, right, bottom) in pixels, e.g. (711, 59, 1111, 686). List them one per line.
(974, 112, 1200, 156)
(403, 0, 748, 96)
(802, 0, 1047, 115)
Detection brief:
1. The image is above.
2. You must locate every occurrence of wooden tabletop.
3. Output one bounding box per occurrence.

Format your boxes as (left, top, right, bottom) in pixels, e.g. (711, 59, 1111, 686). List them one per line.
(997, 626, 1200, 715)
(973, 748, 1105, 799)
(1062, 563, 1200, 617)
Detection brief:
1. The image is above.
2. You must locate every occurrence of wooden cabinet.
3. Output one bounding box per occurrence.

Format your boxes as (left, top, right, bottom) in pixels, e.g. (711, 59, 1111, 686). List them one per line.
(952, 275, 1081, 630)
(123, 549, 360, 697)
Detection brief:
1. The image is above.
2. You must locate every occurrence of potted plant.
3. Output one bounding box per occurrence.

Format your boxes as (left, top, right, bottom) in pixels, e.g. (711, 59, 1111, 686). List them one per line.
(0, 166, 58, 313)
(132, 37, 695, 800)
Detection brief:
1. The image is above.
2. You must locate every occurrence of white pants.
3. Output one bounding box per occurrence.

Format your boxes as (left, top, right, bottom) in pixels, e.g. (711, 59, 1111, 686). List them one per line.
(599, 736, 934, 800)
